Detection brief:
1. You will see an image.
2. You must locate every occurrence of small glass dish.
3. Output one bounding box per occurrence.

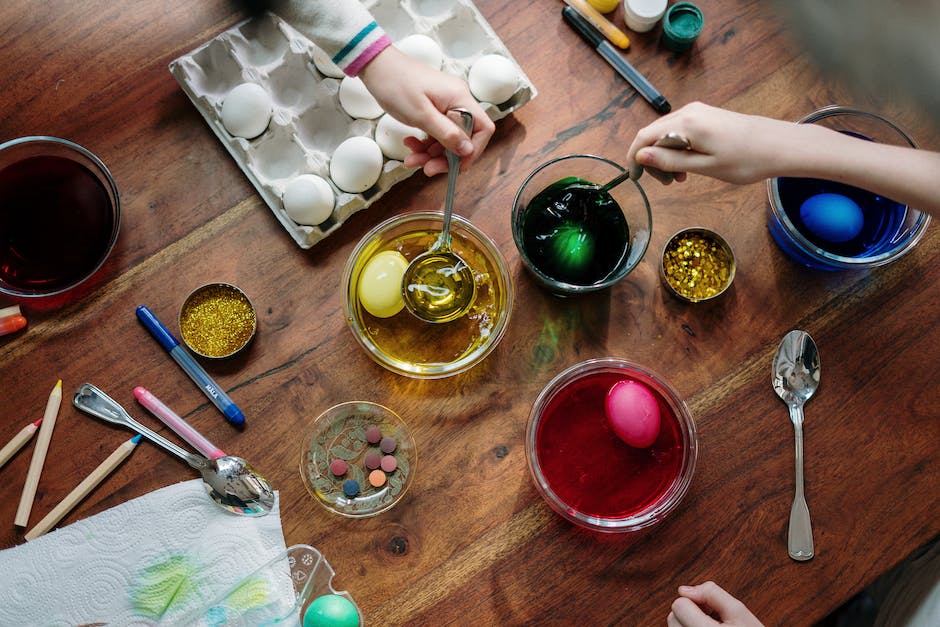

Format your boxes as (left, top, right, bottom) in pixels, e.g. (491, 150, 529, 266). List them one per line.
(179, 282, 257, 358)
(0, 136, 121, 298)
(660, 227, 736, 302)
(343, 211, 513, 379)
(301, 401, 416, 518)
(511, 154, 652, 296)
(525, 358, 697, 533)
(766, 105, 931, 270)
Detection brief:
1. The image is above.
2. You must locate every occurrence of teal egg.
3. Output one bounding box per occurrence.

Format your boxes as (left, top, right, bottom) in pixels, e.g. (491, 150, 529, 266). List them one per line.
(303, 594, 360, 627)
(799, 193, 864, 243)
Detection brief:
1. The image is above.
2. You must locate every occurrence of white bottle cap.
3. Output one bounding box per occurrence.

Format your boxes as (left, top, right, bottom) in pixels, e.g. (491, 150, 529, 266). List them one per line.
(623, 0, 668, 32)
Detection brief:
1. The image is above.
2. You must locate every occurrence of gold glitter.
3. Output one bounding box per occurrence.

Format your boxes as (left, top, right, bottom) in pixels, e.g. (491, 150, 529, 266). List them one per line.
(179, 284, 256, 358)
(662, 231, 733, 302)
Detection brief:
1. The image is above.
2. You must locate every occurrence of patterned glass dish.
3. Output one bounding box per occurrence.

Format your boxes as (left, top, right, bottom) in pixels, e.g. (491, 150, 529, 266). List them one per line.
(301, 401, 416, 518)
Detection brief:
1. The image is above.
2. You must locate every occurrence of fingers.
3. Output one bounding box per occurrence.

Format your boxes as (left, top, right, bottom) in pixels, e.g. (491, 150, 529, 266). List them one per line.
(669, 596, 722, 627)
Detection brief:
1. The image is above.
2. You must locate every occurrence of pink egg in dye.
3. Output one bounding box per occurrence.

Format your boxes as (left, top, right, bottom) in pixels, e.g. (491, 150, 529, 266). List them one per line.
(605, 380, 661, 448)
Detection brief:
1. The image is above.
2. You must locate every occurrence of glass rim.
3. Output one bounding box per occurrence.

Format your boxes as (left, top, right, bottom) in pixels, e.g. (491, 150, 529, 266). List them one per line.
(342, 210, 514, 379)
(0, 135, 121, 297)
(766, 105, 931, 268)
(511, 154, 653, 293)
(525, 357, 698, 532)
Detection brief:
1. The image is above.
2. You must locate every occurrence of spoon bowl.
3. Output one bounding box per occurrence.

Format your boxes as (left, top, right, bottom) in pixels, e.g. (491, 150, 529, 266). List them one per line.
(73, 383, 276, 516)
(401, 109, 477, 324)
(772, 329, 820, 561)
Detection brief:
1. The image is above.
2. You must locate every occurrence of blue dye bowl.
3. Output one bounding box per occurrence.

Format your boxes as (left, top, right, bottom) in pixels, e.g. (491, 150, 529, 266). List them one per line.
(766, 106, 930, 271)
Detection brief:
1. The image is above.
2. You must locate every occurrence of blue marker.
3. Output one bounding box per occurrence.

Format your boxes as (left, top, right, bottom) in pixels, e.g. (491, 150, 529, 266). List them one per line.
(136, 305, 246, 427)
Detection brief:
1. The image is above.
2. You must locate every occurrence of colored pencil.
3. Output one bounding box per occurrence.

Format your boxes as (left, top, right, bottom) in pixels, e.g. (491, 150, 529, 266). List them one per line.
(0, 419, 42, 470)
(14, 380, 63, 527)
(25, 435, 141, 541)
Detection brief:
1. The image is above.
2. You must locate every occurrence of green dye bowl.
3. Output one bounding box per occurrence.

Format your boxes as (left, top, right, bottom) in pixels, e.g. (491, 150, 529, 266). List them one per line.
(511, 154, 652, 297)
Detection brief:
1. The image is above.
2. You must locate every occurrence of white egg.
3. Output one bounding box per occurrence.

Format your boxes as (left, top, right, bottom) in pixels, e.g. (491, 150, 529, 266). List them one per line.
(338, 76, 383, 119)
(311, 45, 345, 78)
(395, 34, 444, 70)
(220, 83, 273, 139)
(374, 114, 427, 161)
(282, 174, 334, 226)
(330, 136, 383, 193)
(468, 54, 519, 105)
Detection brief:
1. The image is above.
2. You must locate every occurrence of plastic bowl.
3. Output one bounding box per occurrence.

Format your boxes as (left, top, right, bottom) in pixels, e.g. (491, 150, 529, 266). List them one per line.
(525, 358, 697, 532)
(343, 211, 512, 378)
(511, 154, 652, 296)
(0, 136, 120, 297)
(766, 106, 930, 270)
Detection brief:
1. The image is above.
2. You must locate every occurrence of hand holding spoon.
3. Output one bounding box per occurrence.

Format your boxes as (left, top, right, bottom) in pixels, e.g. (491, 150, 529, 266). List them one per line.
(772, 329, 820, 561)
(401, 108, 477, 324)
(73, 383, 275, 516)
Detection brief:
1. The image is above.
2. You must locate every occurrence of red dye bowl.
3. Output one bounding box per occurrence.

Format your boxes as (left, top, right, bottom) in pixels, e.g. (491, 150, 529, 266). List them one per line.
(525, 358, 697, 532)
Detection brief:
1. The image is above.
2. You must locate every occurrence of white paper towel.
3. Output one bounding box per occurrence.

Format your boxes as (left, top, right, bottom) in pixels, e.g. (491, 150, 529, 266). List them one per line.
(0, 479, 292, 625)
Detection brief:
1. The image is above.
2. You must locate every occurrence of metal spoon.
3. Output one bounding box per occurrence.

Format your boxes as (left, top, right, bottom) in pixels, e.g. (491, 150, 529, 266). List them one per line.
(772, 329, 819, 561)
(401, 108, 477, 324)
(565, 133, 693, 199)
(73, 383, 275, 517)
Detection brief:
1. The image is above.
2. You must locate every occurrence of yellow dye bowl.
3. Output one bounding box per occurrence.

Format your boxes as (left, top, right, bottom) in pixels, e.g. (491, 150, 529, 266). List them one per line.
(343, 211, 513, 378)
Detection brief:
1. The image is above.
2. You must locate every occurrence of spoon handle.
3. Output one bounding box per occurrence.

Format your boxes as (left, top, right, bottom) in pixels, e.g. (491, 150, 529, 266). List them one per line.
(788, 404, 814, 561)
(73, 383, 206, 470)
(440, 109, 474, 248)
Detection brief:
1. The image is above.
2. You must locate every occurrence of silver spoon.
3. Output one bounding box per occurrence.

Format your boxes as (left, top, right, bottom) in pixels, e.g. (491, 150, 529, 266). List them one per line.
(400, 108, 477, 324)
(73, 383, 275, 517)
(772, 330, 819, 561)
(566, 133, 693, 198)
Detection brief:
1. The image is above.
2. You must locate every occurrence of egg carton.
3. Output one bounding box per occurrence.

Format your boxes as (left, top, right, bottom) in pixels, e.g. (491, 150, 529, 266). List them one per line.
(169, 1, 537, 248)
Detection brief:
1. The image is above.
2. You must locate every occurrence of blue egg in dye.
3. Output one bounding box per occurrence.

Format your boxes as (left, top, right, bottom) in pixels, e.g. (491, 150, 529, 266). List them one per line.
(799, 193, 865, 243)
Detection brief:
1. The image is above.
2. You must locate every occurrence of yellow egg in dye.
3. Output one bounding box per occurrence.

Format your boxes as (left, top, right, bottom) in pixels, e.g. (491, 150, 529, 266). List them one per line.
(587, 0, 620, 13)
(358, 250, 409, 318)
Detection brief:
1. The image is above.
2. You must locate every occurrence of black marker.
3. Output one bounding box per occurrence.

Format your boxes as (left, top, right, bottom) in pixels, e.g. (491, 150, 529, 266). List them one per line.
(562, 6, 671, 114)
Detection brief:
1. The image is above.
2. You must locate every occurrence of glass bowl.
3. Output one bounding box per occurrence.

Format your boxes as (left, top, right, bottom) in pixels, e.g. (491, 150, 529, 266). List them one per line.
(766, 105, 931, 270)
(300, 401, 416, 518)
(525, 358, 697, 532)
(0, 136, 121, 297)
(343, 211, 513, 379)
(511, 154, 652, 296)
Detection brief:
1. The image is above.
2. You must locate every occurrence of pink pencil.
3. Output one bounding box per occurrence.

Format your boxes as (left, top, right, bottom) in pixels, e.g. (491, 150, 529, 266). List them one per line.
(0, 419, 42, 470)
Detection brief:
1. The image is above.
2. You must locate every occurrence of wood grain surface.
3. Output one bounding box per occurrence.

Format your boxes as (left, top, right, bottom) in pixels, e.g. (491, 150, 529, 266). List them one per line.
(1, 0, 938, 624)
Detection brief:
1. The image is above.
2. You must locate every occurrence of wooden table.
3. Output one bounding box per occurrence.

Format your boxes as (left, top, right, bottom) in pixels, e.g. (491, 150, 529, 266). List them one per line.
(2, 0, 938, 624)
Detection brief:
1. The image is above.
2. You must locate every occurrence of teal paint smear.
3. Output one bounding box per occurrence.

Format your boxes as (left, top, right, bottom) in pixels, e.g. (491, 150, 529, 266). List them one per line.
(132, 553, 202, 620)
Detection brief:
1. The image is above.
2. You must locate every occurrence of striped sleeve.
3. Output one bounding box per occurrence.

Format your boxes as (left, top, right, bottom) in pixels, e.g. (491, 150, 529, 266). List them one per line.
(277, 0, 392, 76)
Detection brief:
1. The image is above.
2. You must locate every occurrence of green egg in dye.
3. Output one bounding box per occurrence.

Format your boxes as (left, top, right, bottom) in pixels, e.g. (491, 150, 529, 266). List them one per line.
(550, 223, 595, 271)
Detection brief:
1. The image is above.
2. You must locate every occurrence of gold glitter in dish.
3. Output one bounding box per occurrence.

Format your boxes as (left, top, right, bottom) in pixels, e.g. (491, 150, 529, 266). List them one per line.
(662, 230, 734, 302)
(179, 284, 256, 358)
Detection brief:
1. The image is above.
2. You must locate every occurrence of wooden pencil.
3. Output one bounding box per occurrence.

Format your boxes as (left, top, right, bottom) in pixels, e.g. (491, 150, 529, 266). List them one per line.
(14, 380, 63, 528)
(0, 419, 42, 470)
(25, 435, 141, 541)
